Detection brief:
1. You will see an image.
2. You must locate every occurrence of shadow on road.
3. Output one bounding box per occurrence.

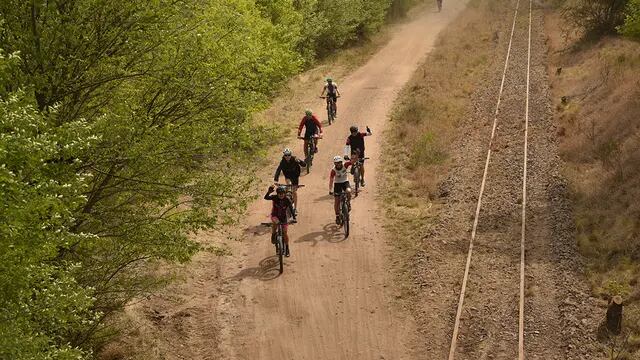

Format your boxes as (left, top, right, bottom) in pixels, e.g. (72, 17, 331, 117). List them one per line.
(295, 222, 345, 245)
(229, 255, 283, 281)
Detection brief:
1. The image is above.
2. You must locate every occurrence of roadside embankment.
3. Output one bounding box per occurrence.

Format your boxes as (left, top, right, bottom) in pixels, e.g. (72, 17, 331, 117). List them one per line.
(546, 8, 640, 356)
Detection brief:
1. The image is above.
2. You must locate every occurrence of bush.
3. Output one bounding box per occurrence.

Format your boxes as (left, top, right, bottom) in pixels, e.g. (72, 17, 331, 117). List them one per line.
(620, 0, 640, 38)
(563, 0, 629, 35)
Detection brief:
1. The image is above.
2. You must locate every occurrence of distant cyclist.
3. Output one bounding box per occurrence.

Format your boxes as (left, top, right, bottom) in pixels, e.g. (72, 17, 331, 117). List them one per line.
(264, 185, 295, 257)
(274, 148, 306, 213)
(437, 0, 442, 12)
(297, 109, 323, 158)
(320, 77, 341, 117)
(344, 125, 372, 186)
(329, 156, 352, 225)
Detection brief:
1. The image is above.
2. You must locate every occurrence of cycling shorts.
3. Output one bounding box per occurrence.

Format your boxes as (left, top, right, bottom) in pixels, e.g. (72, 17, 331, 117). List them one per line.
(333, 182, 351, 196)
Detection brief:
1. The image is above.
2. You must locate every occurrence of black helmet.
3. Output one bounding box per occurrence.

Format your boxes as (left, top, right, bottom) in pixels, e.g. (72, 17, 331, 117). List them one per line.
(276, 186, 286, 194)
(349, 126, 358, 133)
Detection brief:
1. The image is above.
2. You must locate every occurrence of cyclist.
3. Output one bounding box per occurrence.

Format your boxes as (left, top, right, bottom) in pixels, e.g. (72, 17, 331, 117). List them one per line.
(344, 125, 372, 186)
(297, 109, 323, 158)
(274, 148, 306, 213)
(328, 155, 352, 225)
(320, 77, 341, 117)
(264, 185, 296, 257)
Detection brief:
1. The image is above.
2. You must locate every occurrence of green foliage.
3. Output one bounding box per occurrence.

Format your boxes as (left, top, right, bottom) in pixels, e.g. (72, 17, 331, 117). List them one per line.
(0, 0, 413, 357)
(563, 0, 629, 35)
(0, 52, 96, 359)
(620, 0, 640, 38)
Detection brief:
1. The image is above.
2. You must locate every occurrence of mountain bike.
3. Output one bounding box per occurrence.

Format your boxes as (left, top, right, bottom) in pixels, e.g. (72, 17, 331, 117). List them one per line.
(334, 190, 351, 238)
(261, 220, 296, 273)
(298, 134, 321, 174)
(274, 183, 304, 216)
(351, 157, 370, 197)
(321, 96, 338, 125)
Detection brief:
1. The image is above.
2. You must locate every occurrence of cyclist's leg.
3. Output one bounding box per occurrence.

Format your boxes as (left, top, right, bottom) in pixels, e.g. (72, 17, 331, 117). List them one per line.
(287, 177, 298, 210)
(332, 94, 338, 116)
(359, 151, 366, 184)
(270, 216, 279, 242)
(282, 225, 289, 245)
(313, 134, 319, 153)
(303, 138, 309, 158)
(333, 183, 341, 219)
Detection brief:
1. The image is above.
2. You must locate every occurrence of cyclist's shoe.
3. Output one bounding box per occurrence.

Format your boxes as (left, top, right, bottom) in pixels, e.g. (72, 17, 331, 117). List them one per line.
(361, 180, 366, 187)
(335, 215, 341, 225)
(285, 245, 290, 257)
(271, 233, 276, 244)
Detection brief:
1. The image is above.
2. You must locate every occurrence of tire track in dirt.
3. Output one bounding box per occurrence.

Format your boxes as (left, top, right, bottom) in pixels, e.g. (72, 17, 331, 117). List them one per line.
(217, 3, 469, 360)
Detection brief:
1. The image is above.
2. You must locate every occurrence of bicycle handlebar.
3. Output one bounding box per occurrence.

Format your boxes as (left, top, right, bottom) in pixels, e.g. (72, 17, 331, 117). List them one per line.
(261, 221, 297, 226)
(298, 135, 322, 140)
(274, 183, 304, 188)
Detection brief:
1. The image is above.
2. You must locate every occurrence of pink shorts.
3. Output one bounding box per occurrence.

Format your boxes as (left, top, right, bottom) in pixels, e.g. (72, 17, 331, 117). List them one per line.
(271, 216, 288, 230)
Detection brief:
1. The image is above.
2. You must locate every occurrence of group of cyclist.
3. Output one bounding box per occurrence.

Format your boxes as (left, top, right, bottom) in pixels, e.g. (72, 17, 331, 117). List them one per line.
(264, 78, 372, 258)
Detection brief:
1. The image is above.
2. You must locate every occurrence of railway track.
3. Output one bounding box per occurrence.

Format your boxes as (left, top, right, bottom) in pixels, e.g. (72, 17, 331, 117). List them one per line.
(447, 0, 534, 358)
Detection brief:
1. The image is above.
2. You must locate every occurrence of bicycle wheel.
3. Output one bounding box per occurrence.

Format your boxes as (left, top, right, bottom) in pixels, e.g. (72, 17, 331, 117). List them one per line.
(353, 167, 360, 196)
(305, 146, 312, 174)
(327, 105, 333, 125)
(277, 230, 284, 273)
(342, 199, 350, 238)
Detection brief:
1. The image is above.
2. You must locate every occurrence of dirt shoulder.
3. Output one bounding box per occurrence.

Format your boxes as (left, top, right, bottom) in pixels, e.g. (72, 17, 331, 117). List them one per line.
(382, 0, 604, 358)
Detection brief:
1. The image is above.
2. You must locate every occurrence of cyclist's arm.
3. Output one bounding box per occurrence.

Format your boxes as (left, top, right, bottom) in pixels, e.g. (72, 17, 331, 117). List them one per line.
(297, 117, 306, 136)
(335, 84, 341, 96)
(297, 158, 307, 167)
(274, 161, 283, 181)
(264, 188, 275, 200)
(313, 115, 323, 134)
(329, 169, 336, 191)
(320, 85, 327, 97)
(344, 137, 351, 156)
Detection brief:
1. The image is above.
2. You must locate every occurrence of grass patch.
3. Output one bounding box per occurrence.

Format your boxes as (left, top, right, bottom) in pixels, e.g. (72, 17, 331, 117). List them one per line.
(380, 0, 509, 300)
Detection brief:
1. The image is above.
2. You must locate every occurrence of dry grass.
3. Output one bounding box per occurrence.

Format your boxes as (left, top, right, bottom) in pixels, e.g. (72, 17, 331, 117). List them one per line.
(546, 10, 640, 353)
(380, 0, 506, 299)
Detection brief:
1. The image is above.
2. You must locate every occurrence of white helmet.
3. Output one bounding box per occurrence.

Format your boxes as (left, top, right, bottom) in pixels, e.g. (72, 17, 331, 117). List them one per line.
(283, 148, 292, 156)
(333, 155, 343, 163)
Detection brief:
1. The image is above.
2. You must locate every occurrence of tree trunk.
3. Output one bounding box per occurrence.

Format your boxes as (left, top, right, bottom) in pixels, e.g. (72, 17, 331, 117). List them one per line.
(606, 295, 623, 335)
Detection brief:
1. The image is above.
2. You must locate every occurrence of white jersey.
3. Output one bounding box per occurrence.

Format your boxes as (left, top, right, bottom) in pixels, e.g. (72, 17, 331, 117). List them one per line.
(330, 162, 352, 184)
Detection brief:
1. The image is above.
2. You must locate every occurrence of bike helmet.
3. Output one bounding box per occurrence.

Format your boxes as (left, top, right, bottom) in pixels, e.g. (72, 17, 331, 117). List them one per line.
(349, 125, 358, 133)
(283, 148, 292, 156)
(305, 109, 313, 116)
(333, 155, 343, 163)
(276, 186, 286, 194)
(326, 77, 333, 82)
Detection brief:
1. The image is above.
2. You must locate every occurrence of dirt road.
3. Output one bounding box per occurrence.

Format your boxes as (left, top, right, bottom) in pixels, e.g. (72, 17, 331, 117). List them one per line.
(218, 3, 467, 359)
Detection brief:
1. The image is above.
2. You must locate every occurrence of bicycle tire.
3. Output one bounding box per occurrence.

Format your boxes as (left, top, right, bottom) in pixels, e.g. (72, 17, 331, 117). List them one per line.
(277, 229, 284, 273)
(353, 167, 360, 196)
(305, 143, 313, 174)
(342, 199, 350, 238)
